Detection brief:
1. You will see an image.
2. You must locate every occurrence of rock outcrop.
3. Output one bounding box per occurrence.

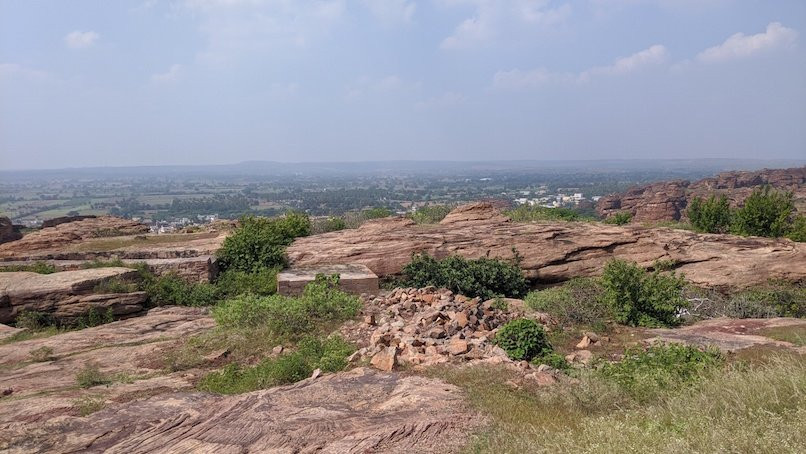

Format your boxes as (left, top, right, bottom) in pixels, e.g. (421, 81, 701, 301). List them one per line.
(597, 167, 806, 222)
(0, 217, 22, 245)
(0, 216, 150, 257)
(0, 268, 146, 324)
(287, 202, 806, 289)
(647, 317, 806, 353)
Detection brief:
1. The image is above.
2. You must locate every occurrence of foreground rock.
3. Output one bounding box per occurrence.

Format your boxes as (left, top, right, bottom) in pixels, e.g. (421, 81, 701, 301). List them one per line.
(0, 307, 216, 449)
(647, 317, 806, 353)
(597, 166, 806, 222)
(0, 268, 145, 324)
(287, 202, 806, 289)
(3, 365, 478, 454)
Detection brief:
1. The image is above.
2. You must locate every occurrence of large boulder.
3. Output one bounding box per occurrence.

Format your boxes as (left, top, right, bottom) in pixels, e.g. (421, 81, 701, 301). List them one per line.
(0, 268, 146, 324)
(287, 203, 806, 289)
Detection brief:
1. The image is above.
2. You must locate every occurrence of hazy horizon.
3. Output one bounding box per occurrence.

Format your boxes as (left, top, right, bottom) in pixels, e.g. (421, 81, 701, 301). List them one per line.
(2, 1, 805, 170)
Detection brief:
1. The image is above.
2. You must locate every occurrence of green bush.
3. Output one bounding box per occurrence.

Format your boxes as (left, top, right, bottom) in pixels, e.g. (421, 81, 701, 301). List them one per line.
(788, 215, 806, 242)
(737, 281, 806, 318)
(212, 274, 361, 338)
(217, 212, 311, 273)
(402, 253, 527, 300)
(216, 268, 278, 297)
(75, 307, 115, 328)
(408, 205, 452, 224)
(495, 318, 553, 361)
(361, 207, 392, 220)
(731, 186, 794, 238)
(144, 273, 220, 307)
(506, 206, 593, 223)
(601, 259, 687, 327)
(687, 195, 732, 233)
(603, 212, 632, 226)
(197, 336, 354, 394)
(15, 310, 52, 330)
(598, 343, 723, 402)
(525, 278, 609, 326)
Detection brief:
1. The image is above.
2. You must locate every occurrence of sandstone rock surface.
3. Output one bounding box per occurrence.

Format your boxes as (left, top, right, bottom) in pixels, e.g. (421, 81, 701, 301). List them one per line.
(647, 317, 806, 353)
(0, 217, 22, 244)
(597, 167, 806, 222)
(288, 203, 806, 289)
(0, 216, 149, 257)
(0, 268, 145, 323)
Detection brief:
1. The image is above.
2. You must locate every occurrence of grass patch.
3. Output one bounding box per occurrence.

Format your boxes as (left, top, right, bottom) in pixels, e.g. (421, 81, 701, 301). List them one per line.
(437, 349, 803, 453)
(505, 206, 595, 223)
(758, 325, 806, 347)
(0, 261, 57, 274)
(70, 232, 218, 252)
(93, 278, 138, 294)
(75, 363, 112, 388)
(197, 336, 354, 394)
(29, 346, 55, 362)
(525, 278, 609, 327)
(73, 395, 105, 417)
(80, 258, 131, 269)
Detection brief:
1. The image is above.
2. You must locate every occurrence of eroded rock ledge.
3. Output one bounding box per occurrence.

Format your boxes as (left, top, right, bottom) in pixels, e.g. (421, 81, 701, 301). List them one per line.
(287, 202, 806, 289)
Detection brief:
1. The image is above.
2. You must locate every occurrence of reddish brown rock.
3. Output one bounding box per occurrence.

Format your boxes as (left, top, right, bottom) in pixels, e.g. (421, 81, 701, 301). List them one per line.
(0, 217, 22, 245)
(597, 167, 806, 222)
(288, 203, 806, 289)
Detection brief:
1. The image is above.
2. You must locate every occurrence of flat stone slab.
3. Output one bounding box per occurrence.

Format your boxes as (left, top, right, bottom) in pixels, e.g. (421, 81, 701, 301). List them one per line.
(277, 264, 379, 296)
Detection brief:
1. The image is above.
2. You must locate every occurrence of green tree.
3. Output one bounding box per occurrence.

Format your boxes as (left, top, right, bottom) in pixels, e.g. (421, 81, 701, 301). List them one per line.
(731, 186, 794, 238)
(217, 212, 311, 272)
(687, 195, 731, 233)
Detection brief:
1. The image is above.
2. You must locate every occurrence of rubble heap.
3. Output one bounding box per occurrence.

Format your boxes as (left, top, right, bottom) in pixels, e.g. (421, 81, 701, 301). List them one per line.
(343, 287, 550, 371)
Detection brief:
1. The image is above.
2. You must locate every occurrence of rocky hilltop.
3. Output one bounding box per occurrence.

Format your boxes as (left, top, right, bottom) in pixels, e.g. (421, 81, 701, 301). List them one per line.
(287, 202, 806, 289)
(597, 167, 806, 222)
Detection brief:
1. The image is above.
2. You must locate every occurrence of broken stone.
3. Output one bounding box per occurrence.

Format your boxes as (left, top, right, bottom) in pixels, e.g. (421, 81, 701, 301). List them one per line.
(446, 339, 469, 355)
(370, 347, 397, 372)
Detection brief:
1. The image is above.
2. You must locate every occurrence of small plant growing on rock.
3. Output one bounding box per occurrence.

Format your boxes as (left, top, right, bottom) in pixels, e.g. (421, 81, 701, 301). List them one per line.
(402, 253, 527, 300)
(29, 346, 55, 362)
(495, 318, 552, 362)
(603, 211, 632, 226)
(15, 310, 51, 330)
(73, 395, 105, 417)
(76, 363, 111, 388)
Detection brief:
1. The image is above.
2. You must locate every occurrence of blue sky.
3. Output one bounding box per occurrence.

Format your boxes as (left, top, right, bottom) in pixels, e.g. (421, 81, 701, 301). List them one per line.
(1, 0, 804, 170)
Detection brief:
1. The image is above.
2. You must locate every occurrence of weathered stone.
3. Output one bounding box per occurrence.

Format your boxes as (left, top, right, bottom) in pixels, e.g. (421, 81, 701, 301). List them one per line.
(370, 347, 398, 371)
(0, 217, 22, 245)
(277, 264, 379, 296)
(288, 203, 806, 289)
(446, 339, 469, 355)
(576, 336, 592, 349)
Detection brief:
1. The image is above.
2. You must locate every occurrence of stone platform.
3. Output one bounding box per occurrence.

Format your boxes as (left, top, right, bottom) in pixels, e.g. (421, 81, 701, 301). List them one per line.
(277, 264, 379, 296)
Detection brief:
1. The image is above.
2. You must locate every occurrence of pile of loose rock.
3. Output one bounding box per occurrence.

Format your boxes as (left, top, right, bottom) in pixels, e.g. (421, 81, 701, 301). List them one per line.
(342, 287, 552, 372)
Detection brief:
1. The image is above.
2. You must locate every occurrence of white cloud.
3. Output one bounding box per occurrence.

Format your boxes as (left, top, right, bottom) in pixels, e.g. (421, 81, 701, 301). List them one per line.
(580, 44, 668, 80)
(440, 0, 571, 50)
(151, 64, 183, 83)
(64, 30, 99, 49)
(182, 0, 347, 64)
(494, 44, 668, 89)
(493, 67, 555, 89)
(0, 63, 49, 80)
(362, 0, 416, 24)
(696, 22, 798, 63)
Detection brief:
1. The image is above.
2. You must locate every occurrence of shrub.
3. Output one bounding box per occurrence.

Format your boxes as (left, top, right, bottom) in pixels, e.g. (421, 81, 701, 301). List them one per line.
(197, 336, 354, 394)
(216, 268, 278, 297)
(144, 273, 220, 307)
(362, 207, 392, 220)
(75, 307, 115, 328)
(603, 212, 632, 226)
(212, 275, 361, 338)
(532, 352, 570, 370)
(15, 310, 52, 330)
(601, 259, 687, 327)
(788, 215, 806, 242)
(217, 212, 311, 273)
(402, 253, 527, 300)
(687, 195, 732, 233)
(506, 206, 593, 223)
(409, 205, 452, 224)
(525, 278, 609, 326)
(731, 186, 794, 238)
(76, 363, 111, 388)
(598, 343, 723, 402)
(738, 282, 806, 318)
(80, 259, 129, 269)
(29, 346, 55, 362)
(495, 318, 552, 361)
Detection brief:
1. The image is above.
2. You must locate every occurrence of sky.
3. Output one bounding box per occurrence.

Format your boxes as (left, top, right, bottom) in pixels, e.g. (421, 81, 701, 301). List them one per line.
(1, 0, 805, 170)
